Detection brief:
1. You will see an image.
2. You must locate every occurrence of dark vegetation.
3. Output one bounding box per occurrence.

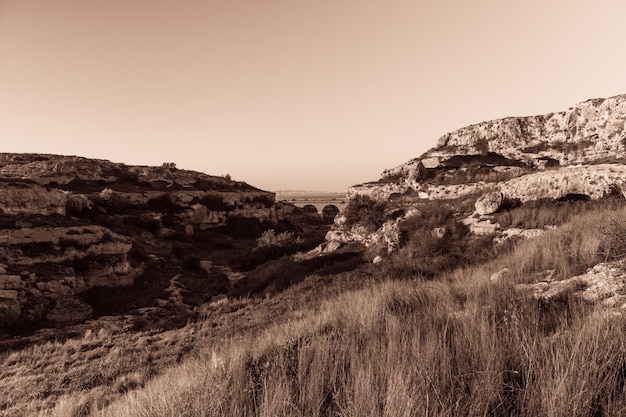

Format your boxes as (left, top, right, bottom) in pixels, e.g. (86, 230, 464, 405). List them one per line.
(0, 213, 85, 229)
(0, 159, 331, 337)
(81, 205, 334, 323)
(322, 204, 340, 222)
(342, 195, 387, 231)
(385, 202, 500, 278)
(233, 250, 365, 296)
(248, 194, 275, 208)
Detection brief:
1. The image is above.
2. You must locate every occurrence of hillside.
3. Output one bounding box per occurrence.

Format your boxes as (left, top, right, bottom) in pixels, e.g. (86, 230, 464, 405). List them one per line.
(326, 94, 626, 254)
(0, 154, 346, 343)
(6, 94, 626, 416)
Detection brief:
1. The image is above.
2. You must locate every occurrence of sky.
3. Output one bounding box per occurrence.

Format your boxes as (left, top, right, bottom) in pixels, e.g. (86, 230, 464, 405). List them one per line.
(2, 1, 626, 192)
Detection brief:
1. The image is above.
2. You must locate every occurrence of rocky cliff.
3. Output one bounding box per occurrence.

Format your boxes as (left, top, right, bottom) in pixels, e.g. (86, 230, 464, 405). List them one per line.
(0, 154, 279, 331)
(328, 94, 626, 252)
(424, 94, 626, 170)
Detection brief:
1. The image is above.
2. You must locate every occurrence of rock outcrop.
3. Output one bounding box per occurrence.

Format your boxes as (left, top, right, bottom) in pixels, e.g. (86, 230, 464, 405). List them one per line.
(328, 93, 626, 253)
(0, 185, 68, 215)
(349, 94, 626, 202)
(0, 154, 279, 331)
(0, 226, 140, 327)
(427, 94, 626, 168)
(475, 192, 504, 215)
(518, 262, 626, 309)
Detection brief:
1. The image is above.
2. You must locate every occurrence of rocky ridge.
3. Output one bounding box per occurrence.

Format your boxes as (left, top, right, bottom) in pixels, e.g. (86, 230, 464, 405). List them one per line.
(0, 154, 280, 332)
(349, 94, 626, 201)
(327, 94, 626, 253)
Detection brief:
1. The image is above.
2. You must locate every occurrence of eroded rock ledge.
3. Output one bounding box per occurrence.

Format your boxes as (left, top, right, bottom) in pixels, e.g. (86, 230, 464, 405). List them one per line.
(0, 154, 279, 331)
(0, 226, 140, 327)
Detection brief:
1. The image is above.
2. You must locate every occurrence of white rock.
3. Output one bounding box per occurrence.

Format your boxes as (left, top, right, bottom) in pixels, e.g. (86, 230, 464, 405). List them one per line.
(490, 268, 511, 283)
(518, 261, 626, 308)
(475, 191, 504, 215)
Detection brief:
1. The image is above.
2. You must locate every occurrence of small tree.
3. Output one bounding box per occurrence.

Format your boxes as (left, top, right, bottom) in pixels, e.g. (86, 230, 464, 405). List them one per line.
(256, 229, 303, 249)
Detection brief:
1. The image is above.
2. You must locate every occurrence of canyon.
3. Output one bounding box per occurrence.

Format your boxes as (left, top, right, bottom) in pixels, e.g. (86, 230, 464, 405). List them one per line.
(0, 154, 302, 334)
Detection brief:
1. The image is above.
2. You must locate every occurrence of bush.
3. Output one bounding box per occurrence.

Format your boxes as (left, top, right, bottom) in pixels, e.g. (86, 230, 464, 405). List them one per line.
(147, 194, 182, 213)
(343, 195, 387, 231)
(385, 202, 497, 278)
(256, 229, 303, 249)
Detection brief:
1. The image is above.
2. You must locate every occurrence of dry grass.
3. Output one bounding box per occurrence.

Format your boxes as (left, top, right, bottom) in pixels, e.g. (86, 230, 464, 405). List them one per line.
(0, 323, 201, 417)
(494, 196, 626, 229)
(9, 205, 626, 416)
(87, 278, 626, 417)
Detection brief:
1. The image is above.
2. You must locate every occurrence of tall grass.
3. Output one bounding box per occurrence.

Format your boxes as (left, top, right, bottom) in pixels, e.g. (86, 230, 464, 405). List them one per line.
(38, 206, 626, 417)
(83, 278, 626, 417)
(494, 196, 626, 229)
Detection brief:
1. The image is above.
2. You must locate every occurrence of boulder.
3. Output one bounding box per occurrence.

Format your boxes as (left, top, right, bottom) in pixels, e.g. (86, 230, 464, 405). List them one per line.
(475, 191, 504, 215)
(430, 94, 626, 167)
(66, 194, 94, 215)
(0, 289, 19, 301)
(322, 240, 342, 253)
(490, 268, 511, 283)
(517, 262, 626, 308)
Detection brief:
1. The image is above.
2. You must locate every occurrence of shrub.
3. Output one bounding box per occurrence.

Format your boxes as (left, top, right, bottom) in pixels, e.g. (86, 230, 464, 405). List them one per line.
(343, 195, 387, 231)
(322, 204, 340, 223)
(385, 202, 497, 278)
(255, 229, 303, 249)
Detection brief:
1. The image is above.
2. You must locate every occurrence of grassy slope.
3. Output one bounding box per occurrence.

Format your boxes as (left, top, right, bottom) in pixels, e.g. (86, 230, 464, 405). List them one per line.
(6, 204, 626, 416)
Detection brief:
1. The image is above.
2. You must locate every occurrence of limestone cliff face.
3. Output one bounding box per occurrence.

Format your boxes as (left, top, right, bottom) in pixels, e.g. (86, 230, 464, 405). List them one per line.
(0, 226, 138, 327)
(0, 185, 68, 215)
(427, 94, 626, 168)
(349, 94, 626, 202)
(329, 94, 626, 252)
(0, 154, 277, 330)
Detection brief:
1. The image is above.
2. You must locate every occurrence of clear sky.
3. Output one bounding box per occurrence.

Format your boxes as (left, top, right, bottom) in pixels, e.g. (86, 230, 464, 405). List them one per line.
(2, 1, 626, 192)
